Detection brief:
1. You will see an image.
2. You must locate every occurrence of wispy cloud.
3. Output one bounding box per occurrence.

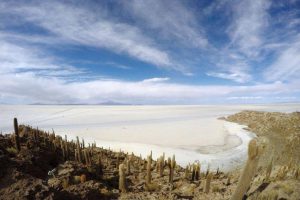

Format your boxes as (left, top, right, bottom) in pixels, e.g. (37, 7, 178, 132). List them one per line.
(204, 0, 270, 83)
(227, 0, 270, 58)
(0, 1, 188, 72)
(105, 62, 132, 70)
(122, 0, 207, 48)
(226, 96, 263, 100)
(264, 41, 300, 82)
(142, 77, 170, 83)
(206, 70, 251, 83)
(1, 70, 299, 104)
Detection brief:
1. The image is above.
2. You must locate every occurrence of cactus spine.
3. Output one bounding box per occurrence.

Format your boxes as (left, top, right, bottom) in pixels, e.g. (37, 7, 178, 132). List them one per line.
(14, 118, 21, 152)
(231, 139, 264, 200)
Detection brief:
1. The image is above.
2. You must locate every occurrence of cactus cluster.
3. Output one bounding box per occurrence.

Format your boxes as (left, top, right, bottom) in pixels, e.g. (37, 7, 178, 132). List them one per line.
(7, 115, 298, 199)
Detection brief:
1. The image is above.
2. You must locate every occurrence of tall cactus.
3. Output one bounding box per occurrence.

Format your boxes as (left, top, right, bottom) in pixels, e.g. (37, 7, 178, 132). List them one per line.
(205, 173, 213, 193)
(265, 157, 273, 181)
(231, 139, 265, 200)
(84, 149, 90, 165)
(76, 136, 82, 163)
(169, 155, 176, 183)
(119, 163, 126, 192)
(185, 165, 189, 179)
(146, 155, 152, 185)
(159, 156, 164, 177)
(195, 162, 200, 180)
(14, 118, 21, 152)
(126, 157, 131, 175)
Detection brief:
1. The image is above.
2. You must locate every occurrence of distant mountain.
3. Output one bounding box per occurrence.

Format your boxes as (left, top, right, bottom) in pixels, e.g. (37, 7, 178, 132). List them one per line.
(96, 101, 133, 105)
(29, 101, 134, 105)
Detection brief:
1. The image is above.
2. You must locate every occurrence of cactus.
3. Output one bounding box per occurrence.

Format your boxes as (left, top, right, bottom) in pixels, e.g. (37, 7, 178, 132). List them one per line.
(206, 164, 210, 178)
(98, 155, 103, 177)
(143, 160, 147, 170)
(146, 155, 152, 185)
(185, 165, 189, 179)
(76, 136, 82, 163)
(195, 162, 200, 180)
(169, 155, 176, 183)
(73, 175, 81, 184)
(64, 142, 69, 160)
(162, 152, 165, 169)
(294, 167, 299, 179)
(33, 129, 38, 144)
(265, 157, 273, 181)
(231, 139, 265, 200)
(74, 149, 78, 162)
(84, 149, 90, 165)
(205, 173, 213, 193)
(226, 175, 231, 186)
(159, 156, 164, 177)
(156, 158, 159, 172)
(116, 153, 120, 168)
(192, 164, 196, 181)
(82, 138, 85, 149)
(60, 140, 66, 160)
(13, 118, 21, 152)
(80, 174, 86, 183)
(126, 157, 131, 174)
(62, 178, 69, 189)
(119, 163, 126, 192)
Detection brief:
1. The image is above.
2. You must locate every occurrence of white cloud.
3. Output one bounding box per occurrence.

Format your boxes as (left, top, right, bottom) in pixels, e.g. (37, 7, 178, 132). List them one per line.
(227, 96, 263, 100)
(0, 40, 55, 72)
(0, 71, 299, 104)
(142, 77, 170, 83)
(206, 69, 251, 83)
(123, 0, 207, 48)
(105, 62, 132, 70)
(264, 42, 300, 81)
(0, 0, 299, 105)
(0, 1, 189, 72)
(0, 37, 85, 78)
(228, 0, 270, 57)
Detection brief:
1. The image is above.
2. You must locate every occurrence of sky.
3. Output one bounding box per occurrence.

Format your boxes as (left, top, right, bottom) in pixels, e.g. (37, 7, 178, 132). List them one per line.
(0, 0, 300, 104)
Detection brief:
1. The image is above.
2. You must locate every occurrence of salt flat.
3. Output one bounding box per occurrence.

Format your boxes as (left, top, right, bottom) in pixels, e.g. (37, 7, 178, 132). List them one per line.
(1, 104, 299, 170)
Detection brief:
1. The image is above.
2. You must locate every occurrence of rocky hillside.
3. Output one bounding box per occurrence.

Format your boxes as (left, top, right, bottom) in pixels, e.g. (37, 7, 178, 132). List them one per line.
(226, 111, 300, 199)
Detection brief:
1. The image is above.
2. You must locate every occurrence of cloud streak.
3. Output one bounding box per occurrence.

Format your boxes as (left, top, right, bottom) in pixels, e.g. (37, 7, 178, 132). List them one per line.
(122, 0, 207, 48)
(0, 1, 186, 72)
(227, 0, 270, 57)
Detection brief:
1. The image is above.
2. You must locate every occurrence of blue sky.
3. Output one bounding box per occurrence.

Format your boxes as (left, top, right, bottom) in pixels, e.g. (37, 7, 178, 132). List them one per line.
(0, 0, 300, 104)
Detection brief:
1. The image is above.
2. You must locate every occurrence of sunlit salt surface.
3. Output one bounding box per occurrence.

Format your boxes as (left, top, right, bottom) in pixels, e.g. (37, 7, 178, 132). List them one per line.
(1, 104, 299, 171)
